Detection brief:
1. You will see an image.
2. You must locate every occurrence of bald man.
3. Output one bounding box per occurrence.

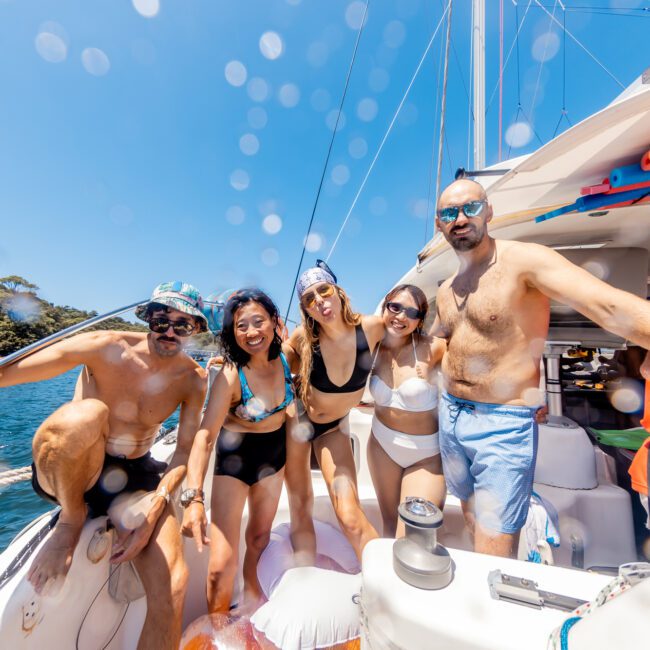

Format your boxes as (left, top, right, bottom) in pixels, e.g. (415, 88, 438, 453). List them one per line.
(432, 179, 650, 558)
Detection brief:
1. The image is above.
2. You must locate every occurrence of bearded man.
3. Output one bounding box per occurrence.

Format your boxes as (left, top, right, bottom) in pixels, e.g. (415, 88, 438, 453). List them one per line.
(0, 281, 208, 650)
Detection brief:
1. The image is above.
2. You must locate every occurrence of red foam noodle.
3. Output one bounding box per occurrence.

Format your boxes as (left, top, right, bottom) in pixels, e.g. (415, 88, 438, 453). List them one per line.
(605, 179, 650, 195)
(580, 179, 610, 196)
(641, 149, 650, 172)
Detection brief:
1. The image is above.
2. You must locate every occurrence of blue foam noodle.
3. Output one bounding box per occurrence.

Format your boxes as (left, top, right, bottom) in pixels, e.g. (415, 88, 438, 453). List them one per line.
(576, 186, 650, 212)
(609, 163, 650, 188)
(534, 203, 577, 223)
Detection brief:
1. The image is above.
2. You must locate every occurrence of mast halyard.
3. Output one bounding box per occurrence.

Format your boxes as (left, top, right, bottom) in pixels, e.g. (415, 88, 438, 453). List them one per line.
(472, 0, 485, 170)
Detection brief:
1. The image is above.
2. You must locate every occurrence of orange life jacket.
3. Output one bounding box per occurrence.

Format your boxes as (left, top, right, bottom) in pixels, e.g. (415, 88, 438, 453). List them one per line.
(629, 437, 649, 495)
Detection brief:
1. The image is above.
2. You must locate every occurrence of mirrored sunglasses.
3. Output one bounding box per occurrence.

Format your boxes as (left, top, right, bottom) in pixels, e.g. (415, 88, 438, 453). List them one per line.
(437, 200, 487, 224)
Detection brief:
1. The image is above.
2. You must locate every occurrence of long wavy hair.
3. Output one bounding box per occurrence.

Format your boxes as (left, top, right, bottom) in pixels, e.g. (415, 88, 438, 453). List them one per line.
(298, 285, 361, 402)
(382, 284, 429, 339)
(219, 289, 282, 368)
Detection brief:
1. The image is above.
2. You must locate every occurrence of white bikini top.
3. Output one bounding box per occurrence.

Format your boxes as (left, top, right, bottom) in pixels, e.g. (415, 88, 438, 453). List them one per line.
(369, 336, 438, 413)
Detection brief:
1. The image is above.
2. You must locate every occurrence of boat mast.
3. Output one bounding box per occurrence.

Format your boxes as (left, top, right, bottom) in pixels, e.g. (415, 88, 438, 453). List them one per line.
(472, 0, 485, 169)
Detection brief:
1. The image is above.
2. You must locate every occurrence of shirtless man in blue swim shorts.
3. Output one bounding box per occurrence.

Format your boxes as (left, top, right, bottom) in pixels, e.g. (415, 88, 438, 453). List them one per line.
(0, 281, 208, 649)
(433, 179, 650, 558)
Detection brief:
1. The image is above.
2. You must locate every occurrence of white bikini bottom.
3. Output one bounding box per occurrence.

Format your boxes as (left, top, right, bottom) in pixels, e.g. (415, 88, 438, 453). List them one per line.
(371, 415, 440, 469)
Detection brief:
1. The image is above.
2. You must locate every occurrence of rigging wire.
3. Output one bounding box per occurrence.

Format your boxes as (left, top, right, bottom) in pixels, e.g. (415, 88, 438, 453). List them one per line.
(534, 4, 650, 13)
(434, 1, 453, 204)
(283, 0, 369, 324)
(533, 0, 625, 89)
(424, 2, 448, 245)
(553, 7, 573, 138)
(325, 1, 452, 265)
(486, 0, 533, 116)
(530, 0, 558, 123)
(507, 1, 544, 159)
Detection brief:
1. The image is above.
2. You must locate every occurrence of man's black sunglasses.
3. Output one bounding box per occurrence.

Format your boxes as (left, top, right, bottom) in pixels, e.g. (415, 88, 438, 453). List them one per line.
(149, 317, 195, 337)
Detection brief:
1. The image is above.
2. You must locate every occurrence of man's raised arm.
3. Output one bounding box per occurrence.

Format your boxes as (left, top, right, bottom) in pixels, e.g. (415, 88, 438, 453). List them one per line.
(0, 331, 107, 388)
(520, 242, 650, 350)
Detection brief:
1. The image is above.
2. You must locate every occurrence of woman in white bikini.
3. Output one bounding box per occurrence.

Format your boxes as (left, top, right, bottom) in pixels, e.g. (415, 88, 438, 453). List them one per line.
(283, 262, 384, 562)
(367, 284, 446, 537)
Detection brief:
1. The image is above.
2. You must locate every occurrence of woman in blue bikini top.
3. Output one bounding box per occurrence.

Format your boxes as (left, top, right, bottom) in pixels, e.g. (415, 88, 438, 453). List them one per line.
(233, 350, 293, 422)
(182, 288, 296, 613)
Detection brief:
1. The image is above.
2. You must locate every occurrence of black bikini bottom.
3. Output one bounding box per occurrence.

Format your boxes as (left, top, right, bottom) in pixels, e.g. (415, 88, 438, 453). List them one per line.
(32, 452, 167, 518)
(300, 413, 343, 441)
(214, 424, 286, 487)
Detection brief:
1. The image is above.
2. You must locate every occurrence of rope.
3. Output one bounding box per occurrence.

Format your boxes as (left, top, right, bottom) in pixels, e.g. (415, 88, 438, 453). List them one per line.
(326, 1, 452, 264)
(533, 0, 625, 90)
(434, 1, 453, 203)
(0, 465, 33, 487)
(283, 0, 370, 324)
(559, 616, 581, 650)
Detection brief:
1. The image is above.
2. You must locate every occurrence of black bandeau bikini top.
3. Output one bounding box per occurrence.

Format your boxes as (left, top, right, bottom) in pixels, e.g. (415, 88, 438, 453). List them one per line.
(310, 323, 372, 394)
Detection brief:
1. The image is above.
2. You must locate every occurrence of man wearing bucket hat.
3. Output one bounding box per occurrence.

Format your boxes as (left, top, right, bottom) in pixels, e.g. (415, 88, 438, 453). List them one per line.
(0, 281, 208, 650)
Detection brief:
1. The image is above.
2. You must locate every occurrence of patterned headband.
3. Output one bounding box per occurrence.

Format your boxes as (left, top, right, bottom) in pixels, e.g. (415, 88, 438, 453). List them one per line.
(296, 267, 336, 298)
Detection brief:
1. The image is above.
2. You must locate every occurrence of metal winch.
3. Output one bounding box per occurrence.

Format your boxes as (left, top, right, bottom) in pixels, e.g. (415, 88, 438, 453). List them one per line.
(392, 497, 453, 590)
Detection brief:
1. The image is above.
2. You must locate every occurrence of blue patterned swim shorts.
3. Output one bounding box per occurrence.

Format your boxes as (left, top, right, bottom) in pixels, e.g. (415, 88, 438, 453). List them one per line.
(439, 391, 538, 534)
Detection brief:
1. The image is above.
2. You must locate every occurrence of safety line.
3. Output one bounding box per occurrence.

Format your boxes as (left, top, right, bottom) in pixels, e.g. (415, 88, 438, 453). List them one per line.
(326, 1, 452, 264)
(284, 0, 370, 323)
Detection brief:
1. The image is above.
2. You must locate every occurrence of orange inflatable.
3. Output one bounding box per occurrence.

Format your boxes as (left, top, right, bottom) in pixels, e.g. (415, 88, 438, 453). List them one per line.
(180, 613, 261, 650)
(629, 438, 649, 495)
(180, 611, 361, 650)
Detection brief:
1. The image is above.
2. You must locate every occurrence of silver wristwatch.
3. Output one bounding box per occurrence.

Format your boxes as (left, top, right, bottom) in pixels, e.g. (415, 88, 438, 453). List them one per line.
(180, 488, 205, 508)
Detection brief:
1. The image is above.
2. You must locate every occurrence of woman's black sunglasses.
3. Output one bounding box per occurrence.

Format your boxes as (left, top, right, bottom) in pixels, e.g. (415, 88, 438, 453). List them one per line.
(149, 317, 195, 337)
(385, 302, 425, 320)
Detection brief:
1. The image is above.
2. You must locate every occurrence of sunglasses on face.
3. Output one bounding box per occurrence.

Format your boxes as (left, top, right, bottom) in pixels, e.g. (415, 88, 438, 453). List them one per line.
(301, 283, 335, 309)
(437, 200, 487, 224)
(386, 301, 425, 320)
(149, 317, 195, 337)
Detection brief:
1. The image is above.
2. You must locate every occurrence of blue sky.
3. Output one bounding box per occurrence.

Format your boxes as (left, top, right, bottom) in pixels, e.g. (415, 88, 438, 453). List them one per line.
(0, 0, 648, 327)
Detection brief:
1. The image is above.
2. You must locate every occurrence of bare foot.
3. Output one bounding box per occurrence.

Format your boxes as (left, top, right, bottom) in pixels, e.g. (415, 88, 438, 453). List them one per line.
(27, 519, 85, 594)
(237, 590, 266, 617)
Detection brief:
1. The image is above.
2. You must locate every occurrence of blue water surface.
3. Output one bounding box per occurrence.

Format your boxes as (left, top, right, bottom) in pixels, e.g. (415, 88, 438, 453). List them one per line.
(0, 368, 182, 550)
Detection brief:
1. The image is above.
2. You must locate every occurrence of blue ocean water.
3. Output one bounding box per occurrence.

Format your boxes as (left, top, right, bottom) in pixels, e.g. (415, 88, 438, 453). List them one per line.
(0, 369, 181, 551)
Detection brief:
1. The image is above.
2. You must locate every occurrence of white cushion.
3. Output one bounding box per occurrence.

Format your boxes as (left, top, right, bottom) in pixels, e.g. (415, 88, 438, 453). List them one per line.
(252, 520, 362, 649)
(251, 567, 361, 650)
(257, 521, 359, 598)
